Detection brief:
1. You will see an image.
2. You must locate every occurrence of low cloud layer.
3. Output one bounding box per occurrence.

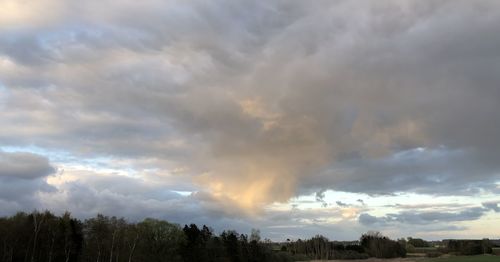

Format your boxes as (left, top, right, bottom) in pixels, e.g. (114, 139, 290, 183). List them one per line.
(360, 207, 487, 226)
(0, 151, 56, 215)
(1, 0, 500, 239)
(0, 151, 55, 179)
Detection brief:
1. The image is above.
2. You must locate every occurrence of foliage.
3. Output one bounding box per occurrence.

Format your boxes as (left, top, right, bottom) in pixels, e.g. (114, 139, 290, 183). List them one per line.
(446, 239, 493, 256)
(4, 210, 492, 262)
(407, 237, 430, 247)
(0, 211, 280, 262)
(0, 211, 83, 262)
(360, 231, 406, 258)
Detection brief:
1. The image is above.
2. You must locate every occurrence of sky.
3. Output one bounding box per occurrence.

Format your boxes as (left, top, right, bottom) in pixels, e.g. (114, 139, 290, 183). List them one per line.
(0, 0, 500, 241)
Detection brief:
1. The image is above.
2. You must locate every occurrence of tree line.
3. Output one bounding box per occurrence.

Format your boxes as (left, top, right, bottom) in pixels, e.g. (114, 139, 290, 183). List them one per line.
(0, 211, 295, 262)
(6, 210, 494, 262)
(281, 231, 405, 260)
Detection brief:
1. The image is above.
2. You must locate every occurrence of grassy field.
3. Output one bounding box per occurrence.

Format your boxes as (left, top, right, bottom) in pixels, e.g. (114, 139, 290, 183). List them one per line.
(414, 247, 438, 253)
(422, 255, 499, 262)
(305, 255, 500, 262)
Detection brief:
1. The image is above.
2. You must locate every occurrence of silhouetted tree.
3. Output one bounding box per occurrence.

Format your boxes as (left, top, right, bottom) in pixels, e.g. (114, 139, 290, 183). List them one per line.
(360, 231, 406, 258)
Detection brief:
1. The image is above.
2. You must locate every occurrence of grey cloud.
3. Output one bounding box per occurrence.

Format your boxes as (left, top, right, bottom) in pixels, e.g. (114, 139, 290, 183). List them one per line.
(482, 201, 500, 212)
(0, 33, 48, 66)
(37, 170, 312, 239)
(389, 208, 487, 224)
(0, 151, 55, 179)
(359, 207, 488, 227)
(315, 190, 325, 202)
(1, 0, 500, 211)
(359, 210, 469, 234)
(305, 147, 500, 196)
(336, 201, 348, 207)
(40, 170, 248, 222)
(359, 213, 381, 226)
(315, 190, 328, 207)
(388, 203, 472, 212)
(0, 151, 56, 216)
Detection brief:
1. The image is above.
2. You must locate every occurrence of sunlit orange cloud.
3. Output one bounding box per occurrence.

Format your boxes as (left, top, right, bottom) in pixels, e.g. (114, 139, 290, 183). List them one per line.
(196, 166, 298, 214)
(191, 95, 431, 213)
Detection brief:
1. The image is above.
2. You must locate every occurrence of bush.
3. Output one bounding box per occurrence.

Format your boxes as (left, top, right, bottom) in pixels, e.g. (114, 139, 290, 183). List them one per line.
(345, 244, 365, 253)
(462, 242, 483, 255)
(289, 253, 312, 261)
(360, 232, 406, 258)
(406, 244, 416, 253)
(446, 240, 489, 256)
(271, 252, 294, 262)
(426, 251, 442, 258)
(333, 250, 369, 260)
(437, 246, 449, 254)
(333, 243, 345, 251)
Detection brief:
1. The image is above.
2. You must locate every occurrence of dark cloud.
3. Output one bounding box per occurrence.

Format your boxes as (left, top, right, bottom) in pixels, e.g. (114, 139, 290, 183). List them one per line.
(0, 151, 56, 216)
(359, 207, 489, 226)
(0, 151, 55, 179)
(305, 147, 500, 196)
(359, 213, 381, 226)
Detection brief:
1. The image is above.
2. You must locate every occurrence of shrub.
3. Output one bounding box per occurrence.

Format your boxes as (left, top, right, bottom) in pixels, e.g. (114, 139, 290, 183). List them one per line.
(333, 243, 345, 251)
(360, 231, 406, 258)
(437, 246, 449, 254)
(461, 242, 482, 255)
(345, 244, 365, 253)
(406, 244, 416, 253)
(333, 250, 369, 260)
(271, 252, 294, 262)
(426, 251, 442, 258)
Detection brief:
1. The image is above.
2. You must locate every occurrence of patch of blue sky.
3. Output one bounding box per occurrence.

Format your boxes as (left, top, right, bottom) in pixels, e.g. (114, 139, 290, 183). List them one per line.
(390, 145, 465, 163)
(1, 145, 66, 159)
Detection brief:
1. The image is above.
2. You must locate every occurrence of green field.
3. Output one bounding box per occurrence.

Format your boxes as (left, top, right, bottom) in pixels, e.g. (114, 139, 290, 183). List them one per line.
(413, 247, 438, 253)
(423, 255, 500, 262)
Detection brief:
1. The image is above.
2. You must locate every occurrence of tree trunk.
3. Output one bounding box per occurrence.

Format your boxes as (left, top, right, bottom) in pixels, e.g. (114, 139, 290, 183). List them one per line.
(31, 214, 45, 262)
(65, 250, 70, 262)
(127, 234, 138, 262)
(2, 239, 7, 262)
(96, 241, 101, 262)
(48, 235, 55, 262)
(10, 246, 14, 262)
(109, 230, 116, 262)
